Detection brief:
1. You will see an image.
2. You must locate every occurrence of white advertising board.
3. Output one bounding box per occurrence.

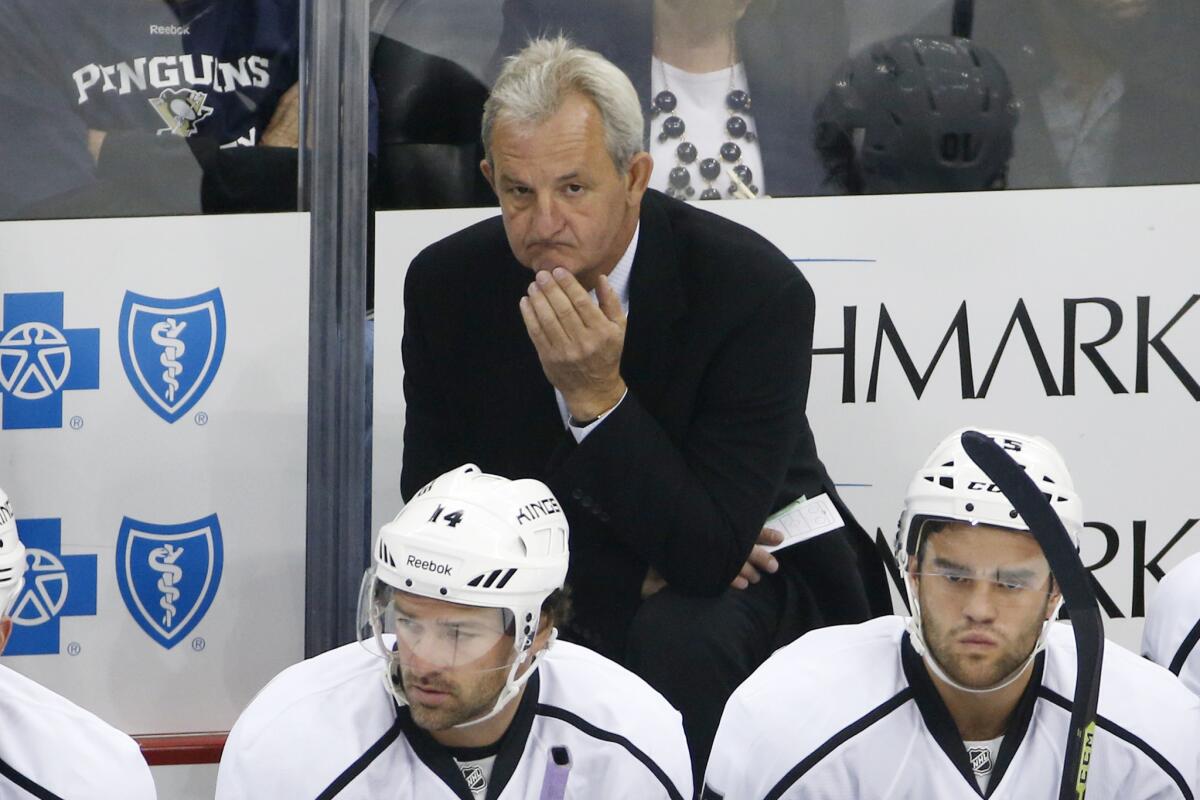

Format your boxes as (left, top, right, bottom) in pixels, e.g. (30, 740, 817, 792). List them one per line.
(374, 208, 493, 533)
(0, 213, 309, 735)
(374, 185, 1200, 653)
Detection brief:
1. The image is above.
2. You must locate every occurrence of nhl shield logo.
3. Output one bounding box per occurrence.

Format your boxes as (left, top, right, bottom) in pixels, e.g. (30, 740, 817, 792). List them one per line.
(119, 289, 226, 423)
(460, 765, 487, 793)
(116, 515, 223, 649)
(968, 746, 994, 776)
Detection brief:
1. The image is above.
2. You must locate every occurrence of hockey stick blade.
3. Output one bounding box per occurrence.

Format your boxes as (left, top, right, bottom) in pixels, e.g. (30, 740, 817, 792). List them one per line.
(960, 431, 1103, 800)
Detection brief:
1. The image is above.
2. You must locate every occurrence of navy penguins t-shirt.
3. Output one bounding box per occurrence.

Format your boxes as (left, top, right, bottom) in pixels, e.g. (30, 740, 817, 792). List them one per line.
(0, 0, 299, 216)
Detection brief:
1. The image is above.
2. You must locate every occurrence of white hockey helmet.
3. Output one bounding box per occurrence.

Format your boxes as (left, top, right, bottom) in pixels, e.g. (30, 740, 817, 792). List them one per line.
(358, 464, 569, 725)
(896, 428, 1083, 692)
(896, 427, 1083, 568)
(0, 487, 28, 620)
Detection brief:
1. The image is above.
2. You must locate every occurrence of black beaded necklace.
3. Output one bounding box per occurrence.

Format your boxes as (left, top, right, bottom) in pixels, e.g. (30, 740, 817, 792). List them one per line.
(650, 34, 759, 200)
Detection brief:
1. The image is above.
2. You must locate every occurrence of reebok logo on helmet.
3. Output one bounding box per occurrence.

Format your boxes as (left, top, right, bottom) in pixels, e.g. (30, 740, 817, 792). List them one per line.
(407, 555, 453, 576)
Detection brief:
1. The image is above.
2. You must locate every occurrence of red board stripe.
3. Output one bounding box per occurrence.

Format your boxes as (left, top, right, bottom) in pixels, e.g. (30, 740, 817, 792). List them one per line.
(135, 732, 228, 766)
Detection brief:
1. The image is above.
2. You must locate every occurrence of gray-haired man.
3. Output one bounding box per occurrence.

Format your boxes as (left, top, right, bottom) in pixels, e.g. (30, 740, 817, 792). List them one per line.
(399, 36, 886, 779)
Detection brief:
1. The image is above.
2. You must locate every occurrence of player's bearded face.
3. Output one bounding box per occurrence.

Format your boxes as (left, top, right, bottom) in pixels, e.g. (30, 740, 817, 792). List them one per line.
(914, 524, 1057, 689)
(391, 597, 517, 731)
(400, 653, 514, 732)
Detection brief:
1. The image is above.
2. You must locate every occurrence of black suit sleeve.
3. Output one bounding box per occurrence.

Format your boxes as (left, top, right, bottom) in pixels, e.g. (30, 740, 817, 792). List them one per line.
(400, 253, 468, 499)
(548, 271, 815, 596)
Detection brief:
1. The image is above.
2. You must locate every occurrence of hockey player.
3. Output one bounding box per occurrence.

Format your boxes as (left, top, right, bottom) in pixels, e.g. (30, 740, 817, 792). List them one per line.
(1143, 552, 1200, 695)
(703, 429, 1200, 799)
(0, 487, 156, 799)
(215, 464, 691, 799)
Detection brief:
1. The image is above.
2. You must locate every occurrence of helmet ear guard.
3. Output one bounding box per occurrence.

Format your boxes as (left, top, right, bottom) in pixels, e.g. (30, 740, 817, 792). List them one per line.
(895, 429, 1080, 693)
(360, 465, 569, 727)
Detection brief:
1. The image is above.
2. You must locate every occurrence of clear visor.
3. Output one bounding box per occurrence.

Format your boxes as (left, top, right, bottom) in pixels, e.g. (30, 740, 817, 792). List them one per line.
(0, 577, 23, 620)
(357, 571, 516, 671)
(910, 520, 1055, 611)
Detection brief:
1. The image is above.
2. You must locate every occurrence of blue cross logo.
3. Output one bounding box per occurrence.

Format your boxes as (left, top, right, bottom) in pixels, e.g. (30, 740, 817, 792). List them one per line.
(0, 292, 100, 429)
(6, 519, 98, 656)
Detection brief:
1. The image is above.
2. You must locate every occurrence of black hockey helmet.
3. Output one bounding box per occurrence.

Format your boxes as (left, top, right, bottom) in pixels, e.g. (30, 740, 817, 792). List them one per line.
(814, 35, 1018, 194)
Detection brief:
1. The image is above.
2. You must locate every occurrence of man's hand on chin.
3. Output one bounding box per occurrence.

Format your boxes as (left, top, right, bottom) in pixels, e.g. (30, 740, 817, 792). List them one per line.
(519, 267, 627, 422)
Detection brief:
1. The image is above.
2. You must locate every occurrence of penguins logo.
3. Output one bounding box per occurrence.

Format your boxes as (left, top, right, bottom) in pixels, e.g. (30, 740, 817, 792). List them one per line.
(149, 88, 214, 138)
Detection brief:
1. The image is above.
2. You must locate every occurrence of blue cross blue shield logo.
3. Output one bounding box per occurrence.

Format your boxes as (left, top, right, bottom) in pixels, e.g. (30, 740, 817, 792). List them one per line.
(118, 289, 226, 423)
(7, 518, 98, 656)
(116, 515, 223, 649)
(0, 292, 100, 429)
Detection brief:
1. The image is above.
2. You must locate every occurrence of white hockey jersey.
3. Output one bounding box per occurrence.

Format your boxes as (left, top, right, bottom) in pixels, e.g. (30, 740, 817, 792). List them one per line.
(0, 664, 156, 799)
(703, 616, 1199, 799)
(1143, 552, 1200, 696)
(215, 639, 692, 799)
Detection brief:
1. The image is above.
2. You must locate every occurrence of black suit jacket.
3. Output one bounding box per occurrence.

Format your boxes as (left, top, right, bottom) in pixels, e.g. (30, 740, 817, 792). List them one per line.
(401, 190, 884, 658)
(491, 0, 847, 197)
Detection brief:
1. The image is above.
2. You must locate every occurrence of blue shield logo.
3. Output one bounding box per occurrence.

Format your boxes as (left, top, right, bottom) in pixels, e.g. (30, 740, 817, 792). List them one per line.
(116, 515, 223, 649)
(118, 290, 226, 423)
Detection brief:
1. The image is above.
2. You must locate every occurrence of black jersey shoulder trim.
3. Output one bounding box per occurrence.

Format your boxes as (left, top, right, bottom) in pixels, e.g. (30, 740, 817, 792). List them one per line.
(0, 759, 65, 800)
(1039, 687, 1194, 800)
(762, 688, 913, 800)
(316, 712, 405, 800)
(535, 703, 686, 800)
(1168, 617, 1200, 677)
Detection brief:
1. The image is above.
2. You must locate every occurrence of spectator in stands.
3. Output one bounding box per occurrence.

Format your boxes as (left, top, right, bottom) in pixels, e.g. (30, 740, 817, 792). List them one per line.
(492, 0, 847, 199)
(911, 0, 1200, 189)
(813, 35, 1018, 194)
(370, 0, 504, 209)
(0, 0, 303, 219)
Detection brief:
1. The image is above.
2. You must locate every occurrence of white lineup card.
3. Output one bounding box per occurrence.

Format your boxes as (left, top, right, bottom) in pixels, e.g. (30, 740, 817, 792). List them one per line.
(763, 494, 845, 553)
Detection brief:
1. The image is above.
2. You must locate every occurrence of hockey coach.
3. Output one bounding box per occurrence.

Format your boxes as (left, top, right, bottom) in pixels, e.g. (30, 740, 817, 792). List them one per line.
(398, 35, 886, 778)
(216, 465, 691, 798)
(703, 428, 1200, 799)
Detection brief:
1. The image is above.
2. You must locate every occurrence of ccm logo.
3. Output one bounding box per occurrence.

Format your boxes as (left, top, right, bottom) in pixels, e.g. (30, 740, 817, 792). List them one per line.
(407, 555, 453, 576)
